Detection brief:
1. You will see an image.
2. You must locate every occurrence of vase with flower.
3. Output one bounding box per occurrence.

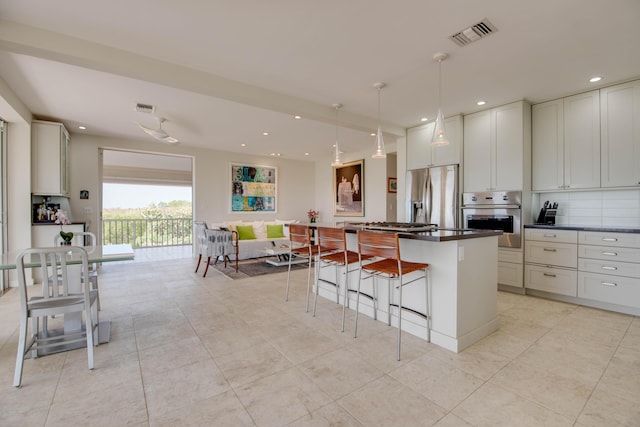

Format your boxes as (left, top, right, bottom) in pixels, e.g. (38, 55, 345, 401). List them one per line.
(307, 209, 319, 223)
(55, 209, 73, 245)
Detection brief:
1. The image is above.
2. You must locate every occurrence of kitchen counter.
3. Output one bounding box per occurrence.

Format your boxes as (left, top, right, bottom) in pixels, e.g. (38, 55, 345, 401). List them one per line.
(310, 222, 500, 353)
(310, 222, 503, 241)
(525, 224, 640, 234)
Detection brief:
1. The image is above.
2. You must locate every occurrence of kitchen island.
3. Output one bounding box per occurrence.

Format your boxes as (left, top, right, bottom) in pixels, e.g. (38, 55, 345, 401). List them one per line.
(311, 223, 502, 353)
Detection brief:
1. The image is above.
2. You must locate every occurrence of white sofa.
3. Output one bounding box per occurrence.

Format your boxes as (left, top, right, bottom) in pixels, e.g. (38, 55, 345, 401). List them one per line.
(209, 219, 298, 260)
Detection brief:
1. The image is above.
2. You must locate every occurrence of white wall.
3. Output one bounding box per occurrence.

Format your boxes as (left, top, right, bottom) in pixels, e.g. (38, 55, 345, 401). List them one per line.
(69, 134, 316, 238)
(314, 142, 397, 223)
(533, 189, 640, 227)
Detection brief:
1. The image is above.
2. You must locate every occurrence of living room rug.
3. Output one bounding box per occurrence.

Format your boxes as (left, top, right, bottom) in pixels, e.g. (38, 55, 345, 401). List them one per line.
(210, 257, 307, 280)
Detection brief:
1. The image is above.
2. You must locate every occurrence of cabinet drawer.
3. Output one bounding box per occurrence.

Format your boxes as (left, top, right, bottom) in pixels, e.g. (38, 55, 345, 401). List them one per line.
(525, 265, 577, 296)
(499, 261, 523, 287)
(578, 258, 640, 279)
(578, 245, 640, 263)
(525, 241, 577, 268)
(525, 228, 577, 244)
(498, 248, 523, 263)
(578, 272, 640, 309)
(578, 231, 640, 248)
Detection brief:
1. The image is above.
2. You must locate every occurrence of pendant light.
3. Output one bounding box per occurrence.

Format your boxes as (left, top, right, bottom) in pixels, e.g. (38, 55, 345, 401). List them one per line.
(331, 103, 343, 166)
(372, 82, 387, 159)
(431, 52, 450, 147)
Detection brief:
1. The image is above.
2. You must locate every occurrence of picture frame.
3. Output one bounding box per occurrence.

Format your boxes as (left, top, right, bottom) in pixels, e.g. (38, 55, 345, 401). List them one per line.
(79, 190, 89, 199)
(333, 159, 364, 217)
(230, 163, 277, 213)
(387, 177, 397, 193)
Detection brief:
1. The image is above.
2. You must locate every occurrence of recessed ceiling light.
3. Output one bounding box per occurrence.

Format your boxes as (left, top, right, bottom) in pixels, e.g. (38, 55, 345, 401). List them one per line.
(78, 125, 87, 130)
(370, 132, 376, 137)
(589, 76, 602, 83)
(420, 117, 428, 122)
(294, 115, 302, 120)
(270, 152, 281, 157)
(241, 143, 246, 147)
(476, 100, 486, 106)
(262, 132, 270, 136)
(304, 152, 310, 156)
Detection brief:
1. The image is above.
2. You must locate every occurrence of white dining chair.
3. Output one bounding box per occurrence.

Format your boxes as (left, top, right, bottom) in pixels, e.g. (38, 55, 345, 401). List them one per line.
(14, 246, 100, 387)
(53, 231, 100, 310)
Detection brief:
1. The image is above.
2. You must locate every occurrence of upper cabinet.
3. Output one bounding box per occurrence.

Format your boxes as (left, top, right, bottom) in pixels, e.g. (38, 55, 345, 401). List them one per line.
(406, 115, 462, 170)
(31, 120, 70, 196)
(463, 101, 530, 192)
(601, 80, 640, 188)
(532, 91, 600, 191)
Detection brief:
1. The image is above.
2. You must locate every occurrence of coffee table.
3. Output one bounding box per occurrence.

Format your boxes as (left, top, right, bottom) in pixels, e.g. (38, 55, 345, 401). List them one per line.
(263, 245, 307, 266)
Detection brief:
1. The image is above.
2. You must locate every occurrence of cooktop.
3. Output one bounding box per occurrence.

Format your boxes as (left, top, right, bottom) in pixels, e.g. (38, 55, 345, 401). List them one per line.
(348, 222, 438, 232)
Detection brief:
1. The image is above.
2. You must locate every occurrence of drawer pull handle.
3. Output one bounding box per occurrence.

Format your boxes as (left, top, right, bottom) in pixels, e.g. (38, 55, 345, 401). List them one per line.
(543, 273, 557, 278)
(543, 248, 557, 252)
(602, 238, 618, 242)
(543, 234, 557, 238)
(602, 252, 618, 256)
(601, 266, 617, 271)
(601, 282, 617, 287)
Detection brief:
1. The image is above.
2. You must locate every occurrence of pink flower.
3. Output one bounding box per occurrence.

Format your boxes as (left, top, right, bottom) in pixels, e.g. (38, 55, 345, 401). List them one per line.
(307, 209, 319, 219)
(54, 210, 71, 226)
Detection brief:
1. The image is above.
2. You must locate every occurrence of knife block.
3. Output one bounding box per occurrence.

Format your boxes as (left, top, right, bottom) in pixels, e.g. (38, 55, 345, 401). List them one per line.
(544, 209, 557, 225)
(536, 208, 557, 225)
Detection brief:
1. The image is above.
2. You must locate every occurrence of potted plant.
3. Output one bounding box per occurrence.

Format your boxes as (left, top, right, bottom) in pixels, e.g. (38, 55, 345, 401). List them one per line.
(307, 209, 319, 223)
(55, 210, 73, 245)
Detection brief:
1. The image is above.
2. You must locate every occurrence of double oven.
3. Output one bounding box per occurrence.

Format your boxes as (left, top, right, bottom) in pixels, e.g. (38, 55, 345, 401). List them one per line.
(462, 191, 522, 248)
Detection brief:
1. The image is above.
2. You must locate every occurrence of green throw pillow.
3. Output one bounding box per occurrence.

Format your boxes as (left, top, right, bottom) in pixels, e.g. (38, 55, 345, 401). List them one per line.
(266, 224, 284, 238)
(236, 225, 257, 240)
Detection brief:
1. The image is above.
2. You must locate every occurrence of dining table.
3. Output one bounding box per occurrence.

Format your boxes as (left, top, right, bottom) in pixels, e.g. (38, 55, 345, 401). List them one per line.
(0, 244, 134, 355)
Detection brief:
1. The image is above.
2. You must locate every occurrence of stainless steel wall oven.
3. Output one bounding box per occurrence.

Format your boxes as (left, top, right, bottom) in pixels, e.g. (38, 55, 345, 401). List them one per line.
(462, 191, 522, 248)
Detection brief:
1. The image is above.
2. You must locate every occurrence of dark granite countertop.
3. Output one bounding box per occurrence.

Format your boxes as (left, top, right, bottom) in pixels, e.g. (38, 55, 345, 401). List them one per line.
(307, 222, 502, 242)
(525, 224, 640, 234)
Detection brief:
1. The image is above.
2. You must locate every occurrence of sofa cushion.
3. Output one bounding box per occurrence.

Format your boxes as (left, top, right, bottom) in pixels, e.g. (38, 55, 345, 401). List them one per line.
(276, 219, 298, 238)
(236, 225, 257, 240)
(252, 221, 267, 239)
(266, 224, 285, 238)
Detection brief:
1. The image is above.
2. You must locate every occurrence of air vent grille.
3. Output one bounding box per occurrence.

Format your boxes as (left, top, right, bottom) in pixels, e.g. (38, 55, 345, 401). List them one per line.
(135, 103, 155, 114)
(449, 19, 497, 47)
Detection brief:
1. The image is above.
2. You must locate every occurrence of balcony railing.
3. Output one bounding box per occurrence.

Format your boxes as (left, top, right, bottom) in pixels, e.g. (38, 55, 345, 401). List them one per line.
(103, 218, 192, 248)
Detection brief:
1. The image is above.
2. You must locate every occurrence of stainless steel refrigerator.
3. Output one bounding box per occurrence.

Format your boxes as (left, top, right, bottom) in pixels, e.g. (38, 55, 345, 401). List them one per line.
(405, 164, 459, 228)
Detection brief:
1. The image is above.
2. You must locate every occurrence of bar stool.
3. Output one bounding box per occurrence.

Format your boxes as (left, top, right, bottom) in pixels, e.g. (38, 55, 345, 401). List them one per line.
(285, 224, 320, 312)
(354, 230, 430, 361)
(314, 227, 373, 331)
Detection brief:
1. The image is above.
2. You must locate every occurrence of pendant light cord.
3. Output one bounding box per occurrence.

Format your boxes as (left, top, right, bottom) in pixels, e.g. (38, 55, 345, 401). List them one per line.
(438, 58, 442, 110)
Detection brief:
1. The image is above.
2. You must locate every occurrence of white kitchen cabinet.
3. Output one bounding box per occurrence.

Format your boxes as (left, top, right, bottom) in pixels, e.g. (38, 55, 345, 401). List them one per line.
(600, 80, 640, 188)
(406, 115, 462, 170)
(31, 120, 71, 196)
(578, 231, 640, 310)
(463, 101, 529, 192)
(524, 229, 578, 296)
(31, 223, 85, 248)
(498, 248, 523, 288)
(532, 91, 600, 190)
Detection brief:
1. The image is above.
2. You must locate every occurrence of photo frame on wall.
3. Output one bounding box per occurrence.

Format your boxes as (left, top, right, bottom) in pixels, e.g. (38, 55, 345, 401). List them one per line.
(387, 177, 397, 193)
(333, 159, 364, 217)
(230, 163, 277, 213)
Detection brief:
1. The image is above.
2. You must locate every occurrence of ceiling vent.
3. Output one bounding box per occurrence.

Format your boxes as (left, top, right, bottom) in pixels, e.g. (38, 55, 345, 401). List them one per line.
(449, 19, 497, 47)
(135, 103, 155, 114)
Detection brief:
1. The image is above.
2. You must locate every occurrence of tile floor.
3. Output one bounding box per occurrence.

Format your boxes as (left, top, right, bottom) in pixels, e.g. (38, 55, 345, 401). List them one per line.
(0, 256, 639, 426)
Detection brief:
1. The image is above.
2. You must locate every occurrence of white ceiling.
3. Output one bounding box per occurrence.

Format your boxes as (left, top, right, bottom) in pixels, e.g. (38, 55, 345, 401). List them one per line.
(1, 0, 639, 162)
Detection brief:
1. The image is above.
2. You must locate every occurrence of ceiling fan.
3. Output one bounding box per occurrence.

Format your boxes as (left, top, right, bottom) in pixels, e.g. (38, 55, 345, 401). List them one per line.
(136, 117, 179, 144)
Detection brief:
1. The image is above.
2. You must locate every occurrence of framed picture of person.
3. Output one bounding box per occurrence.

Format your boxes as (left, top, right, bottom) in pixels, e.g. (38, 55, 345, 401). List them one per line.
(333, 159, 364, 217)
(230, 163, 277, 212)
(387, 177, 397, 193)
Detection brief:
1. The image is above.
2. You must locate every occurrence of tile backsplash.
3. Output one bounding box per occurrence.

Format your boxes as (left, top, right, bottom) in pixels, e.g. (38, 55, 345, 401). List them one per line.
(533, 189, 640, 227)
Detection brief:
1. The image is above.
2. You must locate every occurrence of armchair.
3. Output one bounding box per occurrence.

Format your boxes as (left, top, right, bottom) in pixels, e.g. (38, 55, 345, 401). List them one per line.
(195, 226, 238, 277)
